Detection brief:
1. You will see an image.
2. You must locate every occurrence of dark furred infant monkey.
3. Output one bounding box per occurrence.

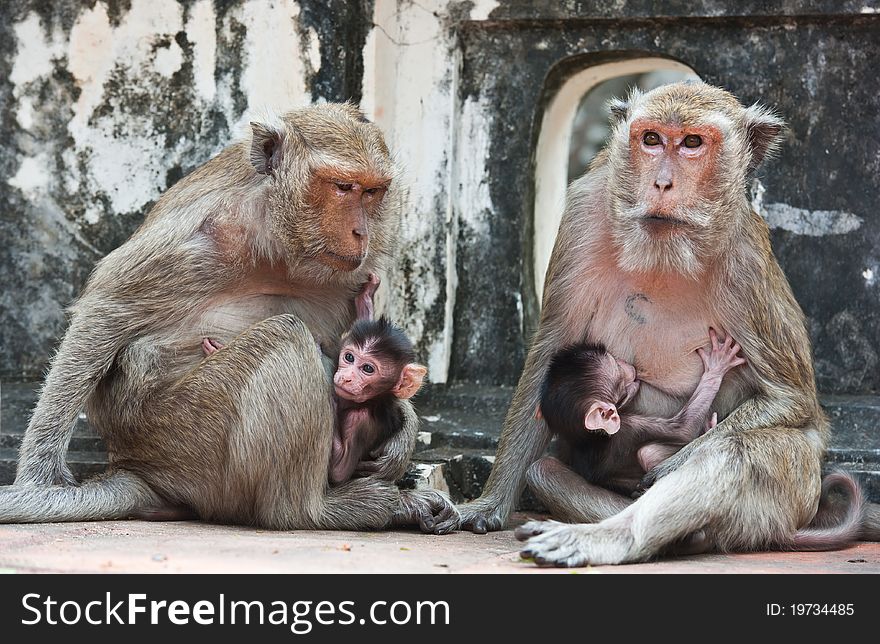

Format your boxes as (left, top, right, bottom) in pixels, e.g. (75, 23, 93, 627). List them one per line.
(539, 329, 744, 495)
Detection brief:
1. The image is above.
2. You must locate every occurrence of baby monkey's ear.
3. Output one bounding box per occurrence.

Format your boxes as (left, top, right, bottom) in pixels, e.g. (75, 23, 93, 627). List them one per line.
(585, 401, 620, 435)
(392, 363, 428, 399)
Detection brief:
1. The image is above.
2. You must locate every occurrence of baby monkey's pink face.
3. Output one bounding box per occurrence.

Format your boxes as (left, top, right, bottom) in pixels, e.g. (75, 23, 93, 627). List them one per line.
(334, 344, 392, 403)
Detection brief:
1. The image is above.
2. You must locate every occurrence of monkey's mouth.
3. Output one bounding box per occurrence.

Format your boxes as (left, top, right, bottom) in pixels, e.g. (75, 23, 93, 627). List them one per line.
(334, 383, 361, 400)
(317, 251, 365, 272)
(643, 213, 688, 227)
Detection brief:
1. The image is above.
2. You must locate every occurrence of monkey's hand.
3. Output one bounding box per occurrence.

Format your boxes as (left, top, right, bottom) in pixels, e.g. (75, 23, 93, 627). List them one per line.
(353, 443, 408, 481)
(698, 329, 746, 380)
(701, 412, 718, 436)
(456, 497, 510, 534)
(393, 489, 460, 535)
(355, 273, 381, 321)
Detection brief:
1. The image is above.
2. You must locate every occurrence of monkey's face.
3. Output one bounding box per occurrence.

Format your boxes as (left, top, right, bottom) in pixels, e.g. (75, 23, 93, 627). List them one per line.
(334, 343, 395, 403)
(625, 119, 721, 229)
(601, 353, 640, 410)
(607, 117, 725, 276)
(604, 84, 752, 276)
(298, 171, 391, 272)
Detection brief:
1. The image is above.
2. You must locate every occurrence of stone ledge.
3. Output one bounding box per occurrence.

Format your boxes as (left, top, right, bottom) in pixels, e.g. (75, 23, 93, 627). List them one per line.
(3, 381, 879, 503)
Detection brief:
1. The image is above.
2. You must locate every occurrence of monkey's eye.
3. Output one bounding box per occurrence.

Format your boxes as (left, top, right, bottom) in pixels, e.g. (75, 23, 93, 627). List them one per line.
(364, 187, 382, 196)
(344, 352, 355, 363)
(683, 134, 703, 148)
(643, 132, 661, 146)
(362, 364, 375, 374)
(334, 182, 354, 192)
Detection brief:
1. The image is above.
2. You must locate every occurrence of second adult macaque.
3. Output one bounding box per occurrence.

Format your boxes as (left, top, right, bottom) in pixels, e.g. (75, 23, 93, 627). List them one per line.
(539, 330, 744, 494)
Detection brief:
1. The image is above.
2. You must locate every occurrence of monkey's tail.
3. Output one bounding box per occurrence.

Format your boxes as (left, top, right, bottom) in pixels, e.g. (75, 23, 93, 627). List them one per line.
(860, 502, 880, 542)
(0, 470, 161, 523)
(789, 472, 864, 551)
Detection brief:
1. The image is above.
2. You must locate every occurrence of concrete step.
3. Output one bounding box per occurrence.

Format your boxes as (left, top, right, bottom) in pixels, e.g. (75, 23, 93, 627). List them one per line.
(2, 381, 879, 505)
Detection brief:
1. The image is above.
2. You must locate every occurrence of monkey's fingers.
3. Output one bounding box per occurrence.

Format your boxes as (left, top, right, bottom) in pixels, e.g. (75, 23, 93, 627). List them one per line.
(514, 519, 562, 541)
(432, 504, 461, 535)
(635, 470, 657, 497)
(709, 327, 720, 350)
(696, 347, 709, 368)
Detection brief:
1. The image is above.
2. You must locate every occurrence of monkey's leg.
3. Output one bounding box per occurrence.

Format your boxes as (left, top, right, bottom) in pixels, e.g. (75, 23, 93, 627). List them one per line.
(517, 429, 818, 566)
(0, 471, 163, 523)
(524, 457, 711, 555)
(525, 456, 631, 523)
(319, 480, 458, 534)
(180, 314, 455, 534)
(636, 443, 679, 473)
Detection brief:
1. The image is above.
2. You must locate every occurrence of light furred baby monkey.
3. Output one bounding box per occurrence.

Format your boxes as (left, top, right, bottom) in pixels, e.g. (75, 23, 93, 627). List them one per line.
(203, 274, 427, 486)
(538, 329, 744, 496)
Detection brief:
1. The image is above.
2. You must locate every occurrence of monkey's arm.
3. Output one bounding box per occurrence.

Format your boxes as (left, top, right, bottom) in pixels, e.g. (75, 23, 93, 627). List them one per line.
(15, 308, 125, 486)
(457, 203, 600, 532)
(640, 254, 822, 489)
(16, 241, 222, 486)
(329, 412, 373, 485)
(634, 331, 746, 444)
(355, 399, 419, 482)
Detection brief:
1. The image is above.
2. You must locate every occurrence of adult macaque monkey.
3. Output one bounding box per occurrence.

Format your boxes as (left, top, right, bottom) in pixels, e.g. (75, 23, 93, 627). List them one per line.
(2, 103, 457, 533)
(457, 82, 879, 563)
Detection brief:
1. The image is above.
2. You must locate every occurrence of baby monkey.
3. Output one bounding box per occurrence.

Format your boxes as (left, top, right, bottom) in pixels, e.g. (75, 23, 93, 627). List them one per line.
(329, 314, 426, 485)
(538, 330, 745, 495)
(202, 274, 427, 486)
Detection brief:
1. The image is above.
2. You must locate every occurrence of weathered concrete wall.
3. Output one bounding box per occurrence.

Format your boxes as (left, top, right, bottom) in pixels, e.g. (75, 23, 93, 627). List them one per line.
(2, 0, 878, 397)
(0, 0, 372, 379)
(449, 2, 880, 392)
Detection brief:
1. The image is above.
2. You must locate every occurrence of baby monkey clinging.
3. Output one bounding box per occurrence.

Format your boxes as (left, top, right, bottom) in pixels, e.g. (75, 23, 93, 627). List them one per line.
(203, 274, 427, 486)
(539, 329, 745, 495)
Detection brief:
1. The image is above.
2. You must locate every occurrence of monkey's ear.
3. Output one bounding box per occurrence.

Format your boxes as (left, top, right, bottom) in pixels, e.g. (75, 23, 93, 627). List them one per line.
(393, 364, 428, 400)
(742, 104, 786, 172)
(585, 401, 620, 435)
(534, 405, 543, 420)
(607, 97, 630, 125)
(250, 122, 284, 175)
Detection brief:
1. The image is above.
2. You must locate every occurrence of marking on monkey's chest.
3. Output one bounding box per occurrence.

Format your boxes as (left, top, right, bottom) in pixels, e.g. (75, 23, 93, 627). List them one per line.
(624, 293, 651, 325)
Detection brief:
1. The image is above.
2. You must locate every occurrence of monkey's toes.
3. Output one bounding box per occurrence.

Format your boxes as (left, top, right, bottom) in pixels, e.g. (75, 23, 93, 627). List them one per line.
(457, 500, 509, 534)
(433, 508, 461, 535)
(514, 519, 561, 541)
(519, 526, 591, 568)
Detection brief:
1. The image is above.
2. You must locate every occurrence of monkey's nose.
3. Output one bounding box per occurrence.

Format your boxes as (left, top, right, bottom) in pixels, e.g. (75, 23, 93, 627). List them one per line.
(654, 177, 673, 193)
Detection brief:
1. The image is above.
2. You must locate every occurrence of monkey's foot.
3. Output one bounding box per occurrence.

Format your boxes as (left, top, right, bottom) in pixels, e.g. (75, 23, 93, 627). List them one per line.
(515, 519, 636, 567)
(201, 337, 225, 356)
(455, 498, 509, 534)
(394, 489, 460, 535)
